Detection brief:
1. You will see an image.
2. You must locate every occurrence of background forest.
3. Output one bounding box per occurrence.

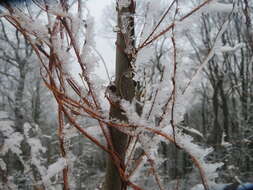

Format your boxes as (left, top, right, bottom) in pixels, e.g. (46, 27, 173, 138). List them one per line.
(0, 0, 252, 190)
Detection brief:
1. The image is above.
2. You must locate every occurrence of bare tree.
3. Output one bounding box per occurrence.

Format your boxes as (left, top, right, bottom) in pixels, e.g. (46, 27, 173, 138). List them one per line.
(186, 0, 253, 182)
(0, 20, 34, 130)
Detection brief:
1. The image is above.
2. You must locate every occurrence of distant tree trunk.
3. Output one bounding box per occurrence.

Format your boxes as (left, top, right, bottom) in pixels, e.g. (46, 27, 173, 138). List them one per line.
(32, 78, 41, 124)
(5, 61, 27, 187)
(218, 79, 229, 141)
(201, 84, 208, 138)
(207, 79, 223, 148)
(14, 61, 26, 132)
(103, 1, 135, 190)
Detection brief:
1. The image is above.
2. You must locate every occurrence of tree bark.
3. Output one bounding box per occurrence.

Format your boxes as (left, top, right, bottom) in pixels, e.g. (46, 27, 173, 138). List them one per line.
(103, 1, 135, 190)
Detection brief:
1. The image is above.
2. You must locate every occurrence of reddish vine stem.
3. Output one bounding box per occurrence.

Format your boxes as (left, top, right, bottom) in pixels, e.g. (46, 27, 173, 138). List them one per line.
(58, 106, 69, 190)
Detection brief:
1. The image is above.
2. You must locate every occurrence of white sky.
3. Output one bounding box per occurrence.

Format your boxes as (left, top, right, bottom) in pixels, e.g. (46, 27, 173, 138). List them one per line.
(86, 0, 115, 81)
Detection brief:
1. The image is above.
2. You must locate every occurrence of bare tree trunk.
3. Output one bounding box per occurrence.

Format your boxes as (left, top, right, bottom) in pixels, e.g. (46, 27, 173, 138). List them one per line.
(207, 79, 223, 148)
(103, 1, 135, 190)
(218, 79, 229, 141)
(14, 62, 26, 132)
(32, 78, 41, 124)
(5, 61, 25, 175)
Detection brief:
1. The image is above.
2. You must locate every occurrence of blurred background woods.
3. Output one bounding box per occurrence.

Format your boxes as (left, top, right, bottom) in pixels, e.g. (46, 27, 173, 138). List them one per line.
(0, 0, 252, 190)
